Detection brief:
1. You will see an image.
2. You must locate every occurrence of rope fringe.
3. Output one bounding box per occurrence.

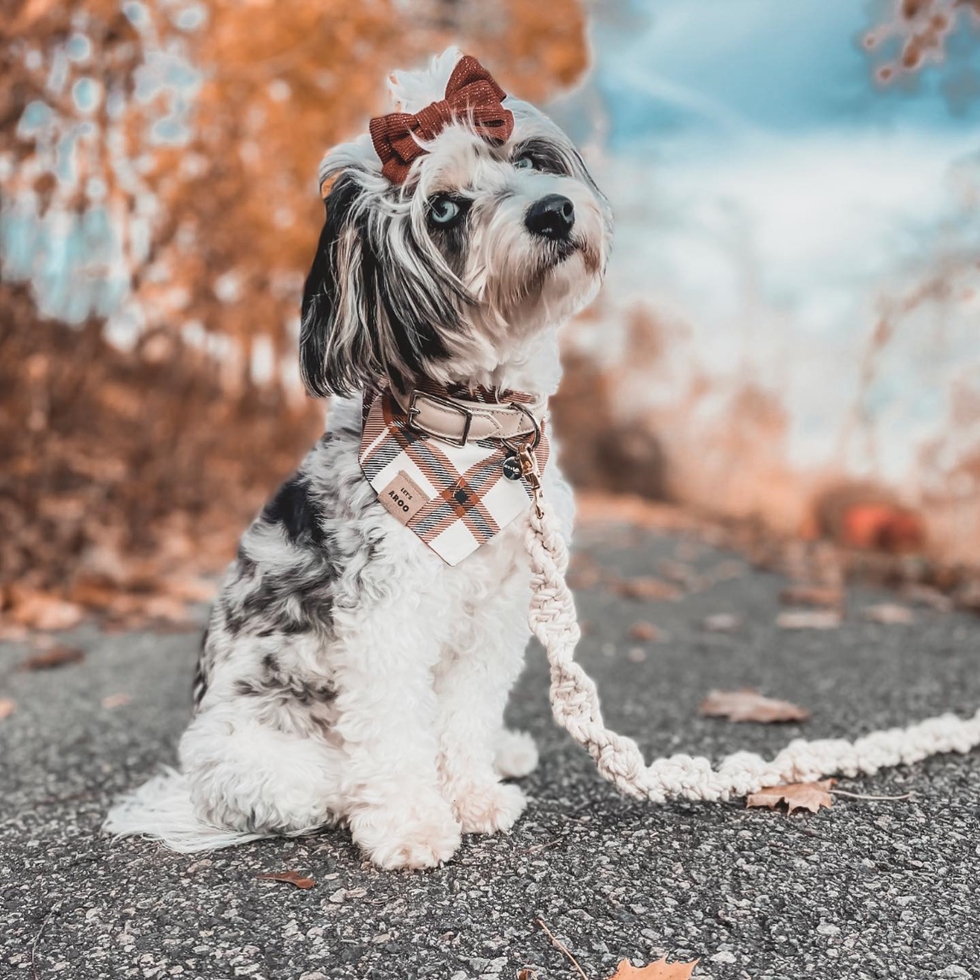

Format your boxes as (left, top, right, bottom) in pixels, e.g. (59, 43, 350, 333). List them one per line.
(525, 496, 980, 802)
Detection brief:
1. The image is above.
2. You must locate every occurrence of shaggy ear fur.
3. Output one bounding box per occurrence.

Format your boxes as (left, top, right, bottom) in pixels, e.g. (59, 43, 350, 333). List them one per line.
(300, 167, 468, 398)
(300, 174, 375, 397)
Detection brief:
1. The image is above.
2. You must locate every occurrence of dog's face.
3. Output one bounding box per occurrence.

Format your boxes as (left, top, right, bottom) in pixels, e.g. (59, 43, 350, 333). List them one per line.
(300, 50, 613, 397)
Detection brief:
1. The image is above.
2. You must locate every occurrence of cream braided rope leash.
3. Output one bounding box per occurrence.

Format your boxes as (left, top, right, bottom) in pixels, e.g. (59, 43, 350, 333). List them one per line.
(521, 473, 980, 803)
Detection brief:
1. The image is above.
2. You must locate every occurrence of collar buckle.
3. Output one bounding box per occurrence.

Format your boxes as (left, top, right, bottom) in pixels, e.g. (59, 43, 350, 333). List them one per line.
(407, 390, 473, 447)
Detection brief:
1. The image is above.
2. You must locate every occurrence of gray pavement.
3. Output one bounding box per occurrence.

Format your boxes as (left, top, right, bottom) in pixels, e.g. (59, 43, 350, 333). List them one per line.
(2, 524, 979, 980)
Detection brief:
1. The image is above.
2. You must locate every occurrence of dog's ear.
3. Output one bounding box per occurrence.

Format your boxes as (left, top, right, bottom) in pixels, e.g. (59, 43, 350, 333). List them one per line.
(301, 170, 470, 398)
(300, 174, 382, 397)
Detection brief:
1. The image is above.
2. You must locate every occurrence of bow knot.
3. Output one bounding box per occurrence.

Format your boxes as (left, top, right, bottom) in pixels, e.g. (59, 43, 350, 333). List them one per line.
(370, 55, 514, 184)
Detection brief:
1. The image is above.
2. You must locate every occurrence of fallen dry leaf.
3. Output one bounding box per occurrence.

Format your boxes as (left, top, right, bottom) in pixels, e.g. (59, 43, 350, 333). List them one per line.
(101, 693, 132, 709)
(658, 560, 699, 588)
(900, 584, 952, 612)
(141, 595, 194, 622)
(7, 591, 85, 631)
(19, 645, 85, 671)
(0, 623, 30, 643)
(779, 585, 843, 608)
(955, 580, 980, 614)
(160, 576, 217, 603)
(68, 577, 120, 610)
(702, 613, 742, 632)
(629, 620, 661, 641)
(608, 956, 699, 979)
(0, 698, 16, 720)
(567, 553, 603, 591)
(863, 603, 914, 624)
(707, 559, 746, 582)
(699, 689, 809, 723)
(747, 779, 836, 814)
(840, 502, 924, 553)
(255, 870, 315, 890)
(614, 577, 681, 602)
(777, 609, 842, 630)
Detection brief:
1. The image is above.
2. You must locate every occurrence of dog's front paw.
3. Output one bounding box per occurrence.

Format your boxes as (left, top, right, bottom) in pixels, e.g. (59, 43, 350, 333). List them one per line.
(450, 781, 527, 835)
(350, 796, 462, 870)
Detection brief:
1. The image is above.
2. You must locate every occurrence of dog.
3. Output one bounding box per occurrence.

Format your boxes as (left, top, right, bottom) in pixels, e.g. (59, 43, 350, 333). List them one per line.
(107, 47, 612, 870)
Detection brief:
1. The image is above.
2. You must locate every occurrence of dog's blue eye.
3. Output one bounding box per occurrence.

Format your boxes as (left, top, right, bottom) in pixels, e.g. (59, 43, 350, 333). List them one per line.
(513, 154, 534, 171)
(428, 196, 461, 225)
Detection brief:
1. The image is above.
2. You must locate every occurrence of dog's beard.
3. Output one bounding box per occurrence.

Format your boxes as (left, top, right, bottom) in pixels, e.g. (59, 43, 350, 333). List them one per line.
(460, 196, 605, 333)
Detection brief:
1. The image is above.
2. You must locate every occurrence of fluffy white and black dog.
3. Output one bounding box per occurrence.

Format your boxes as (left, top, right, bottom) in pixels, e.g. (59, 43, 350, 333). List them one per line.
(107, 48, 612, 870)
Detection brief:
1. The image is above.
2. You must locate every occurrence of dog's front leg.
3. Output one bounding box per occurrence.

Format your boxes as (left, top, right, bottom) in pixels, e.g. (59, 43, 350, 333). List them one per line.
(434, 567, 534, 835)
(332, 586, 462, 870)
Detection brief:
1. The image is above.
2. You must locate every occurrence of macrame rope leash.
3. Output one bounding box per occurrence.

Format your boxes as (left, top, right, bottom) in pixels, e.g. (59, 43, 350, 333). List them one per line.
(524, 492, 980, 803)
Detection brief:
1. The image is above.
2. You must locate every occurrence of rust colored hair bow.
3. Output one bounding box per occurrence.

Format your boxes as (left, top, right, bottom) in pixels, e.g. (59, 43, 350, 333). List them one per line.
(369, 55, 514, 184)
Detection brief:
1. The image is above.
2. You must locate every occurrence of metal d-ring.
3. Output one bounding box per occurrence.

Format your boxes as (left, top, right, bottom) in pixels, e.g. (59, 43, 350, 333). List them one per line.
(506, 402, 542, 452)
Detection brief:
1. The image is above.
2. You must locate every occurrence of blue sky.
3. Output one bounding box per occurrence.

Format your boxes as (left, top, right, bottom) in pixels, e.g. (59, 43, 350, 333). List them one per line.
(586, 0, 980, 147)
(550, 1, 980, 490)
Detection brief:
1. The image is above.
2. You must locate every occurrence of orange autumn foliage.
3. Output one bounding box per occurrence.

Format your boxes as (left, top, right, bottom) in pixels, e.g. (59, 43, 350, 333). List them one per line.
(2, 0, 589, 383)
(0, 1, 589, 606)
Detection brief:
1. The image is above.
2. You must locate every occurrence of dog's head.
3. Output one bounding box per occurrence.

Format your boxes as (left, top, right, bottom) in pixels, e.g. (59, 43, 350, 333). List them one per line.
(300, 47, 613, 397)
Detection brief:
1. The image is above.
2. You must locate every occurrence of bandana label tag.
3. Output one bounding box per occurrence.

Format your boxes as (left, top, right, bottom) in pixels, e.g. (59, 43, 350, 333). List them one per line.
(380, 470, 427, 525)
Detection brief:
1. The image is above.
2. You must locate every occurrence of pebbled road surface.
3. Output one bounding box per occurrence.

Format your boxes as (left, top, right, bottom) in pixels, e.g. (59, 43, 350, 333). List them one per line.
(2, 522, 979, 980)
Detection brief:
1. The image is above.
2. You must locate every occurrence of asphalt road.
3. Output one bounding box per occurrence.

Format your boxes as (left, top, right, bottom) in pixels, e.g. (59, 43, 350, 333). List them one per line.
(2, 523, 979, 980)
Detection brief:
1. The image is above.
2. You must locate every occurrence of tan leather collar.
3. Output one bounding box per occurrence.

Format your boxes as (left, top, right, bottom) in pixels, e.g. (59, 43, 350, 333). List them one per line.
(388, 384, 545, 447)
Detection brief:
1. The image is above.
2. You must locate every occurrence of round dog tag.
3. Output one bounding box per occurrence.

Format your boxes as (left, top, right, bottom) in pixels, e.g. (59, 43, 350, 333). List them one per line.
(502, 455, 524, 481)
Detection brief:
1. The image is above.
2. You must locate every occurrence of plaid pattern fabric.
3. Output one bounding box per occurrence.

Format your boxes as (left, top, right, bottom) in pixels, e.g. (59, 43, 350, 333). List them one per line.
(359, 381, 549, 566)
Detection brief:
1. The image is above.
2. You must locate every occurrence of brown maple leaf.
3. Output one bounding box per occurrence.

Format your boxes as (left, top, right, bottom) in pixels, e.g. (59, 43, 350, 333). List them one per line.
(608, 956, 699, 979)
(19, 645, 85, 671)
(0, 698, 16, 721)
(255, 870, 315, 889)
(699, 689, 809, 723)
(747, 779, 836, 813)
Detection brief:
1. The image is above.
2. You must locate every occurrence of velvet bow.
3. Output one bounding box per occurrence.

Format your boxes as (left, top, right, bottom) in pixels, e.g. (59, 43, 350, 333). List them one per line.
(369, 55, 514, 184)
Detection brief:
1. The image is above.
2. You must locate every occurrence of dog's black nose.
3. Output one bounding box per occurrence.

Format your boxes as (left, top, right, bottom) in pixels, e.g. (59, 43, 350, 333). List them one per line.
(525, 194, 575, 240)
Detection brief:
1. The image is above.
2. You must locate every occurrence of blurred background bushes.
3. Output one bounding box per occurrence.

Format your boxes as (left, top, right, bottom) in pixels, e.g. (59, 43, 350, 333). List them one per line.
(2, 0, 980, 625)
(0, 0, 588, 606)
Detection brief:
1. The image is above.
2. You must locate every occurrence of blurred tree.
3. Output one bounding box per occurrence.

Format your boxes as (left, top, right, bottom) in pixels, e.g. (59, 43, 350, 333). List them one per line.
(857, 1, 980, 564)
(1, 0, 588, 390)
(864, 0, 980, 85)
(0, 0, 589, 603)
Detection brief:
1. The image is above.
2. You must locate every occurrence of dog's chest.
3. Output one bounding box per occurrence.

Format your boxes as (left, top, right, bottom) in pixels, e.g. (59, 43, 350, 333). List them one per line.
(442, 516, 529, 591)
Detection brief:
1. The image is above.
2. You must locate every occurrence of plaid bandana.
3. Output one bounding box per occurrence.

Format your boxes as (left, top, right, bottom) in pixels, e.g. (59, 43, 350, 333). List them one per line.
(359, 380, 549, 566)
